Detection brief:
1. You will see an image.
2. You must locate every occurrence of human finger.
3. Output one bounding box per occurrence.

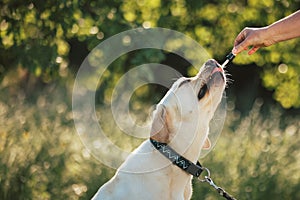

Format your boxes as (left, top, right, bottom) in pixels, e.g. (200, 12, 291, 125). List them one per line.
(248, 46, 260, 55)
(233, 39, 250, 54)
(234, 29, 247, 47)
(233, 28, 251, 54)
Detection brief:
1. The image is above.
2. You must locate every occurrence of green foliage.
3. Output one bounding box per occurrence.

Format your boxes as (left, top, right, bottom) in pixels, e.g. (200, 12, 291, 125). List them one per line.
(0, 80, 114, 200)
(0, 1, 300, 199)
(0, 79, 299, 200)
(1, 0, 299, 107)
(192, 99, 300, 199)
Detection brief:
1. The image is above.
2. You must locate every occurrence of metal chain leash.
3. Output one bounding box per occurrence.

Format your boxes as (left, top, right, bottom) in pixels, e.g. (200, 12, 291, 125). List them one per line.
(198, 167, 237, 200)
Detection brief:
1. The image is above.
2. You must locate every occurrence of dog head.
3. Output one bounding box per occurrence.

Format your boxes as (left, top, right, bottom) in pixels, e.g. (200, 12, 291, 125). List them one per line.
(150, 59, 226, 150)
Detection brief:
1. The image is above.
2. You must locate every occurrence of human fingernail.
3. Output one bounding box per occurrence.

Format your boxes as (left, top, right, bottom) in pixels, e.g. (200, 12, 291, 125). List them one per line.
(232, 47, 238, 54)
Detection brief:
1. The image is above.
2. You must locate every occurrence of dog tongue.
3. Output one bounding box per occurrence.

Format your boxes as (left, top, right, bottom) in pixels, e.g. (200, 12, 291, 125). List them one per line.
(212, 67, 223, 75)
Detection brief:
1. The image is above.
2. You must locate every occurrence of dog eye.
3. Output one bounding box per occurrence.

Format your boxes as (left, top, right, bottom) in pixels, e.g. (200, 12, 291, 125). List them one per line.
(198, 84, 207, 100)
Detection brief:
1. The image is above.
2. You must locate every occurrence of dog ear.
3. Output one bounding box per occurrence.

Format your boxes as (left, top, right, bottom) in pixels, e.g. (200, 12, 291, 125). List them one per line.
(202, 137, 211, 150)
(150, 104, 170, 143)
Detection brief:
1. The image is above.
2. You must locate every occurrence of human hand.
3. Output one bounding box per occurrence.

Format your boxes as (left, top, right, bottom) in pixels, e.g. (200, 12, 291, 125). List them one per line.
(232, 27, 275, 55)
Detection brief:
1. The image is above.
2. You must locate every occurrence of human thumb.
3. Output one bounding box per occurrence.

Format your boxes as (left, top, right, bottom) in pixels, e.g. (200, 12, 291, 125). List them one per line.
(232, 41, 248, 55)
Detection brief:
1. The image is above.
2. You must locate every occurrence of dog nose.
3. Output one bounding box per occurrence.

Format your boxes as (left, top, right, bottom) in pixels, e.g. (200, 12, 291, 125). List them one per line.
(206, 59, 220, 68)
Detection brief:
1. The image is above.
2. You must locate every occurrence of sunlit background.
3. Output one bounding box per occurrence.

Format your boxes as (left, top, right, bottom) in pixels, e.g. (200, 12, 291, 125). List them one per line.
(0, 0, 300, 199)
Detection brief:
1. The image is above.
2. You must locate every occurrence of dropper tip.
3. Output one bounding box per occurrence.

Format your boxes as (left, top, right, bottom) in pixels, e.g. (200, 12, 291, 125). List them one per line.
(220, 59, 229, 69)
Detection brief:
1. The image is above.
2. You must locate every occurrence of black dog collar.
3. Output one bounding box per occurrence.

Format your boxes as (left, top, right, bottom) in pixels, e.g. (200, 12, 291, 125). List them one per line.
(150, 139, 203, 177)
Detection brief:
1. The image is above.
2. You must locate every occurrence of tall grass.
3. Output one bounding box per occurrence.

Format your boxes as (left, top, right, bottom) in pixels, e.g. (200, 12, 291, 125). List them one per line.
(192, 99, 300, 199)
(0, 80, 299, 200)
(0, 81, 113, 200)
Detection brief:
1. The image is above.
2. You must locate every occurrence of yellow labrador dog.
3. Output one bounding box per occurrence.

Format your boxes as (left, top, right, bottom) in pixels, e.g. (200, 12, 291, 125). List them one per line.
(92, 59, 226, 200)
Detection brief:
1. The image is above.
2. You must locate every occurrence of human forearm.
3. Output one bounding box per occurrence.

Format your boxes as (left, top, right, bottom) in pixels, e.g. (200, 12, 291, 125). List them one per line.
(267, 10, 300, 44)
(233, 10, 300, 55)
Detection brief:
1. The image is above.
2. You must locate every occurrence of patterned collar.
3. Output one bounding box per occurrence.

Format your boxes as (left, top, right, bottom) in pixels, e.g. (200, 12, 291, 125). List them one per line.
(150, 139, 203, 177)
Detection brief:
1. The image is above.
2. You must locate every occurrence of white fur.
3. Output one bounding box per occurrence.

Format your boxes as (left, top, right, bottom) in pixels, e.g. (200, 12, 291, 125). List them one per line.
(92, 59, 226, 200)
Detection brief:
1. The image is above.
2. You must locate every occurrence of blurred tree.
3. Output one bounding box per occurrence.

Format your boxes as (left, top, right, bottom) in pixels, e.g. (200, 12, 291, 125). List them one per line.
(1, 1, 300, 200)
(0, 0, 299, 106)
